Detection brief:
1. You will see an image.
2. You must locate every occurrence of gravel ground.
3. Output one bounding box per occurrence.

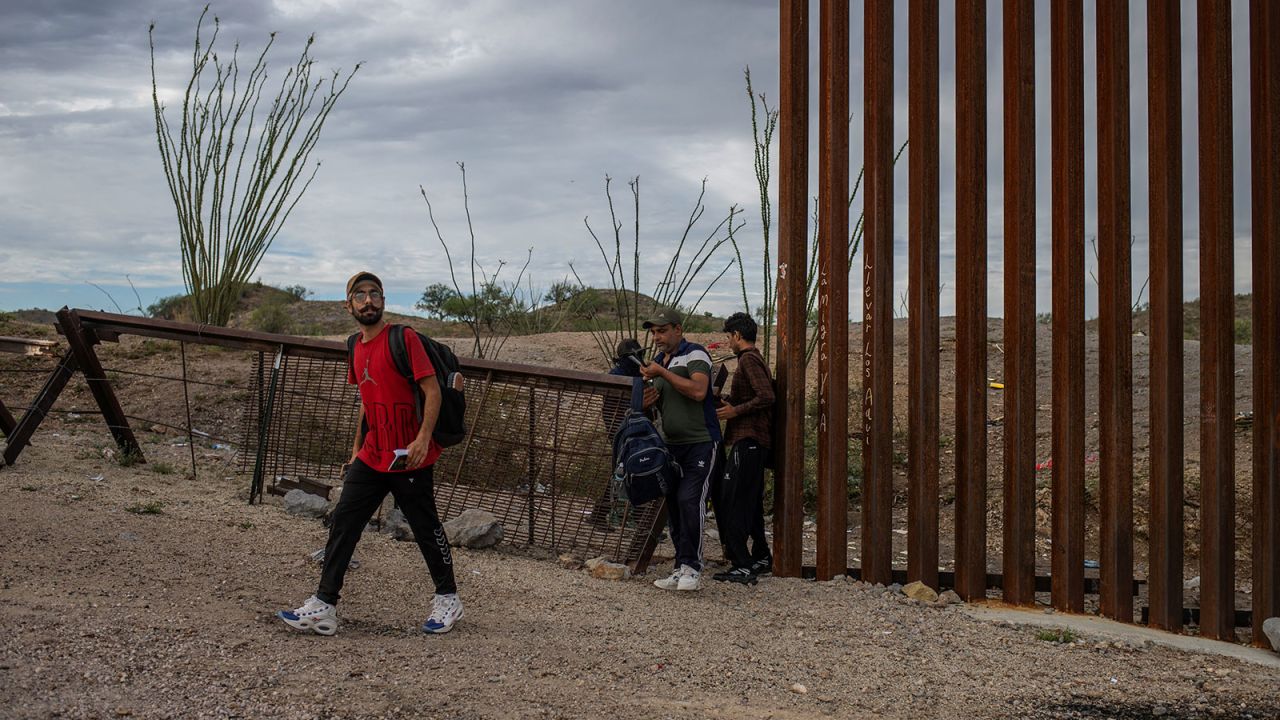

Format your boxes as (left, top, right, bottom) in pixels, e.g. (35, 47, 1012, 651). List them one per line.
(2, 432, 1278, 720)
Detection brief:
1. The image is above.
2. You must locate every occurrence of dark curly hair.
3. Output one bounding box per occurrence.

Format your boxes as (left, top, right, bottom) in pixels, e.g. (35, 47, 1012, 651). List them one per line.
(722, 312, 757, 342)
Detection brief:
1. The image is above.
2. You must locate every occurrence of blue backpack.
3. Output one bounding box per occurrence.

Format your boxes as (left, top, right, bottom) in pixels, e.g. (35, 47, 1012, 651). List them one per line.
(610, 379, 674, 506)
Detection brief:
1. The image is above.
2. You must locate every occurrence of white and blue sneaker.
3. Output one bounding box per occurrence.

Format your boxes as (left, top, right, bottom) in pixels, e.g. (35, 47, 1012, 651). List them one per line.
(653, 566, 683, 590)
(676, 565, 702, 591)
(277, 595, 338, 636)
(422, 593, 464, 634)
(654, 564, 701, 591)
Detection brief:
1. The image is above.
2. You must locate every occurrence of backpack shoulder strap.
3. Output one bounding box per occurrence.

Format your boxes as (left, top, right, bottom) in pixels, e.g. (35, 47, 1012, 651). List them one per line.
(385, 324, 415, 384)
(346, 333, 359, 372)
(630, 377, 644, 412)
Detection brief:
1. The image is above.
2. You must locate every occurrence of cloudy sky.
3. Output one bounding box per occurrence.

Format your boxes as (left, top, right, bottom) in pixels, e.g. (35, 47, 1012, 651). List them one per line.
(0, 0, 1259, 320)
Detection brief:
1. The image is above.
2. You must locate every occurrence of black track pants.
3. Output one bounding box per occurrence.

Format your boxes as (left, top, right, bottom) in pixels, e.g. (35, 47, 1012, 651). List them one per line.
(718, 440, 772, 569)
(664, 441, 718, 572)
(316, 458, 456, 604)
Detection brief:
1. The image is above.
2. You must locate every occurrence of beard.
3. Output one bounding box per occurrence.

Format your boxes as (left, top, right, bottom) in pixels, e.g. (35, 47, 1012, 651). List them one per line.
(352, 306, 383, 326)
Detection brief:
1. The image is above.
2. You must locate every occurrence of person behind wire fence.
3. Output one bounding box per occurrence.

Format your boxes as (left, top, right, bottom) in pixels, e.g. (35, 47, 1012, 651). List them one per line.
(639, 309, 721, 591)
(276, 271, 462, 636)
(711, 312, 775, 584)
(589, 338, 646, 528)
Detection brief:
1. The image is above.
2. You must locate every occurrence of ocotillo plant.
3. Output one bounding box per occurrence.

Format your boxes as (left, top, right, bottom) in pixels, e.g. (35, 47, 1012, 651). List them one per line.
(730, 66, 779, 363)
(571, 175, 743, 366)
(800, 138, 906, 366)
(731, 67, 908, 368)
(420, 163, 533, 360)
(149, 6, 358, 326)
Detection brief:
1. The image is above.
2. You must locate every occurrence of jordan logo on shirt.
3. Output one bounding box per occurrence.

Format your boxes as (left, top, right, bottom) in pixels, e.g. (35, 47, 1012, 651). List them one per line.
(359, 366, 377, 387)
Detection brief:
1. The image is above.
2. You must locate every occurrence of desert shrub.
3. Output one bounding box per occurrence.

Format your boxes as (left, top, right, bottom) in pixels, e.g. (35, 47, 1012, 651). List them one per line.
(1234, 316, 1251, 344)
(251, 301, 294, 334)
(147, 294, 189, 320)
(283, 285, 312, 301)
(763, 390, 862, 515)
(117, 449, 145, 468)
(124, 339, 178, 360)
(1036, 628, 1078, 644)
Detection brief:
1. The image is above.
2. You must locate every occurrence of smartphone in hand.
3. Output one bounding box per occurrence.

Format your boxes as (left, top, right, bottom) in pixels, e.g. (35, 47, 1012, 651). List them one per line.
(387, 449, 409, 471)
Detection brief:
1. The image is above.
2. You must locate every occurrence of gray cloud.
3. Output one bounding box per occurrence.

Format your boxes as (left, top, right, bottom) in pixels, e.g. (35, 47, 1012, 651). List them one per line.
(0, 0, 1260, 322)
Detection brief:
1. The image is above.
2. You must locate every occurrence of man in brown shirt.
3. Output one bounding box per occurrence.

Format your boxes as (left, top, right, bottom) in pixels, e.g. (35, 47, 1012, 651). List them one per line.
(712, 312, 775, 584)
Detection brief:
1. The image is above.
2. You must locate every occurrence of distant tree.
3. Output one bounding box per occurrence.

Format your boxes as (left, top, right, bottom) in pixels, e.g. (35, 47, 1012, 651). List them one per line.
(443, 281, 521, 332)
(149, 6, 358, 326)
(416, 282, 459, 320)
(283, 285, 313, 301)
(543, 279, 582, 306)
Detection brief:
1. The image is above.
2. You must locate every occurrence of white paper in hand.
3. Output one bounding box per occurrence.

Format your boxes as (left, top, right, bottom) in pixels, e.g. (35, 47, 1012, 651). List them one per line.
(388, 448, 409, 471)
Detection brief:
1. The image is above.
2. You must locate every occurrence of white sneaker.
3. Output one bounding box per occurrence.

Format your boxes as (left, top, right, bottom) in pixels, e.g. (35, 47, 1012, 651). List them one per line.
(278, 595, 338, 636)
(422, 593, 464, 634)
(653, 567, 682, 590)
(676, 565, 701, 591)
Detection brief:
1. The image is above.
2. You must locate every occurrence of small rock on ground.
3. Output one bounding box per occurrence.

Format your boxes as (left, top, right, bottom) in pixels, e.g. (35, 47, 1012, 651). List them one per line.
(283, 489, 329, 519)
(1264, 617, 1280, 654)
(383, 508, 414, 541)
(937, 589, 963, 605)
(443, 508, 504, 549)
(589, 560, 631, 581)
(903, 581, 938, 603)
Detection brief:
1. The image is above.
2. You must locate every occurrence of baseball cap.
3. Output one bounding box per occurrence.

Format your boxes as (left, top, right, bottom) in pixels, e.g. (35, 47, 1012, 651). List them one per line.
(346, 271, 383, 297)
(641, 308, 682, 329)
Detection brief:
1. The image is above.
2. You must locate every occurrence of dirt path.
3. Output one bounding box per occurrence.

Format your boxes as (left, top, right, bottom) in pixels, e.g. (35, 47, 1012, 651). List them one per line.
(1, 432, 1277, 720)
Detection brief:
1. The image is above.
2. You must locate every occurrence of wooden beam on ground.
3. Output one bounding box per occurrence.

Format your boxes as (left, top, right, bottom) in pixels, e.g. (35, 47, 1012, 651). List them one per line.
(773, 0, 809, 581)
(0, 336, 57, 356)
(56, 308, 142, 462)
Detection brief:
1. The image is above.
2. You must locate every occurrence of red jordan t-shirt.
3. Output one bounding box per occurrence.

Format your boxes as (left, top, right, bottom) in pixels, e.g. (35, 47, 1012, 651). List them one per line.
(347, 325, 442, 471)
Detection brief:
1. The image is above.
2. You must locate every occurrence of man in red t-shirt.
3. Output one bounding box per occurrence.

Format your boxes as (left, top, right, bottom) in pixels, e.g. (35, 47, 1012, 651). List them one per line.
(278, 271, 462, 636)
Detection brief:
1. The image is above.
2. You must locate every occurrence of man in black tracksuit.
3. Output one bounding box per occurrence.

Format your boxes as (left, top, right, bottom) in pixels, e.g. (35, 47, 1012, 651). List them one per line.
(712, 312, 774, 584)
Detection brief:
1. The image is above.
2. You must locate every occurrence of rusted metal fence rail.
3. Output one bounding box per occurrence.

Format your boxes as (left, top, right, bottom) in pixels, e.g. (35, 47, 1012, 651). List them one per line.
(1, 309, 663, 571)
(774, 0, 1277, 646)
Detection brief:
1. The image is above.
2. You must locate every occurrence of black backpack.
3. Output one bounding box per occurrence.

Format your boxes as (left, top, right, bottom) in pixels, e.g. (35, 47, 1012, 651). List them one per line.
(346, 325, 467, 447)
(610, 378, 674, 506)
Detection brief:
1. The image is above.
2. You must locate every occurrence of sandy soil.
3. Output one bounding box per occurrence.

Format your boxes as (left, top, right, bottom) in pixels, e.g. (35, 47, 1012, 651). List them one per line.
(0, 318, 1273, 718)
(1, 430, 1278, 720)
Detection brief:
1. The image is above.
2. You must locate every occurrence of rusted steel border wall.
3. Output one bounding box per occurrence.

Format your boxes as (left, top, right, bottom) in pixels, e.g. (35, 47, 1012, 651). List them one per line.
(774, 0, 1278, 646)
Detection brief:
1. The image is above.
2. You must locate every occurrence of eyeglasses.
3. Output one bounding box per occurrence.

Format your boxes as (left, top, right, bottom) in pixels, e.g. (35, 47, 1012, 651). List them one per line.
(350, 290, 384, 303)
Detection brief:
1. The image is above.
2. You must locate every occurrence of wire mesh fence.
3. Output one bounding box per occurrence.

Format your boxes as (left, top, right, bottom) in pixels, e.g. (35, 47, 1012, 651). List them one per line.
(234, 351, 659, 563)
(4, 313, 660, 566)
(238, 352, 358, 488)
